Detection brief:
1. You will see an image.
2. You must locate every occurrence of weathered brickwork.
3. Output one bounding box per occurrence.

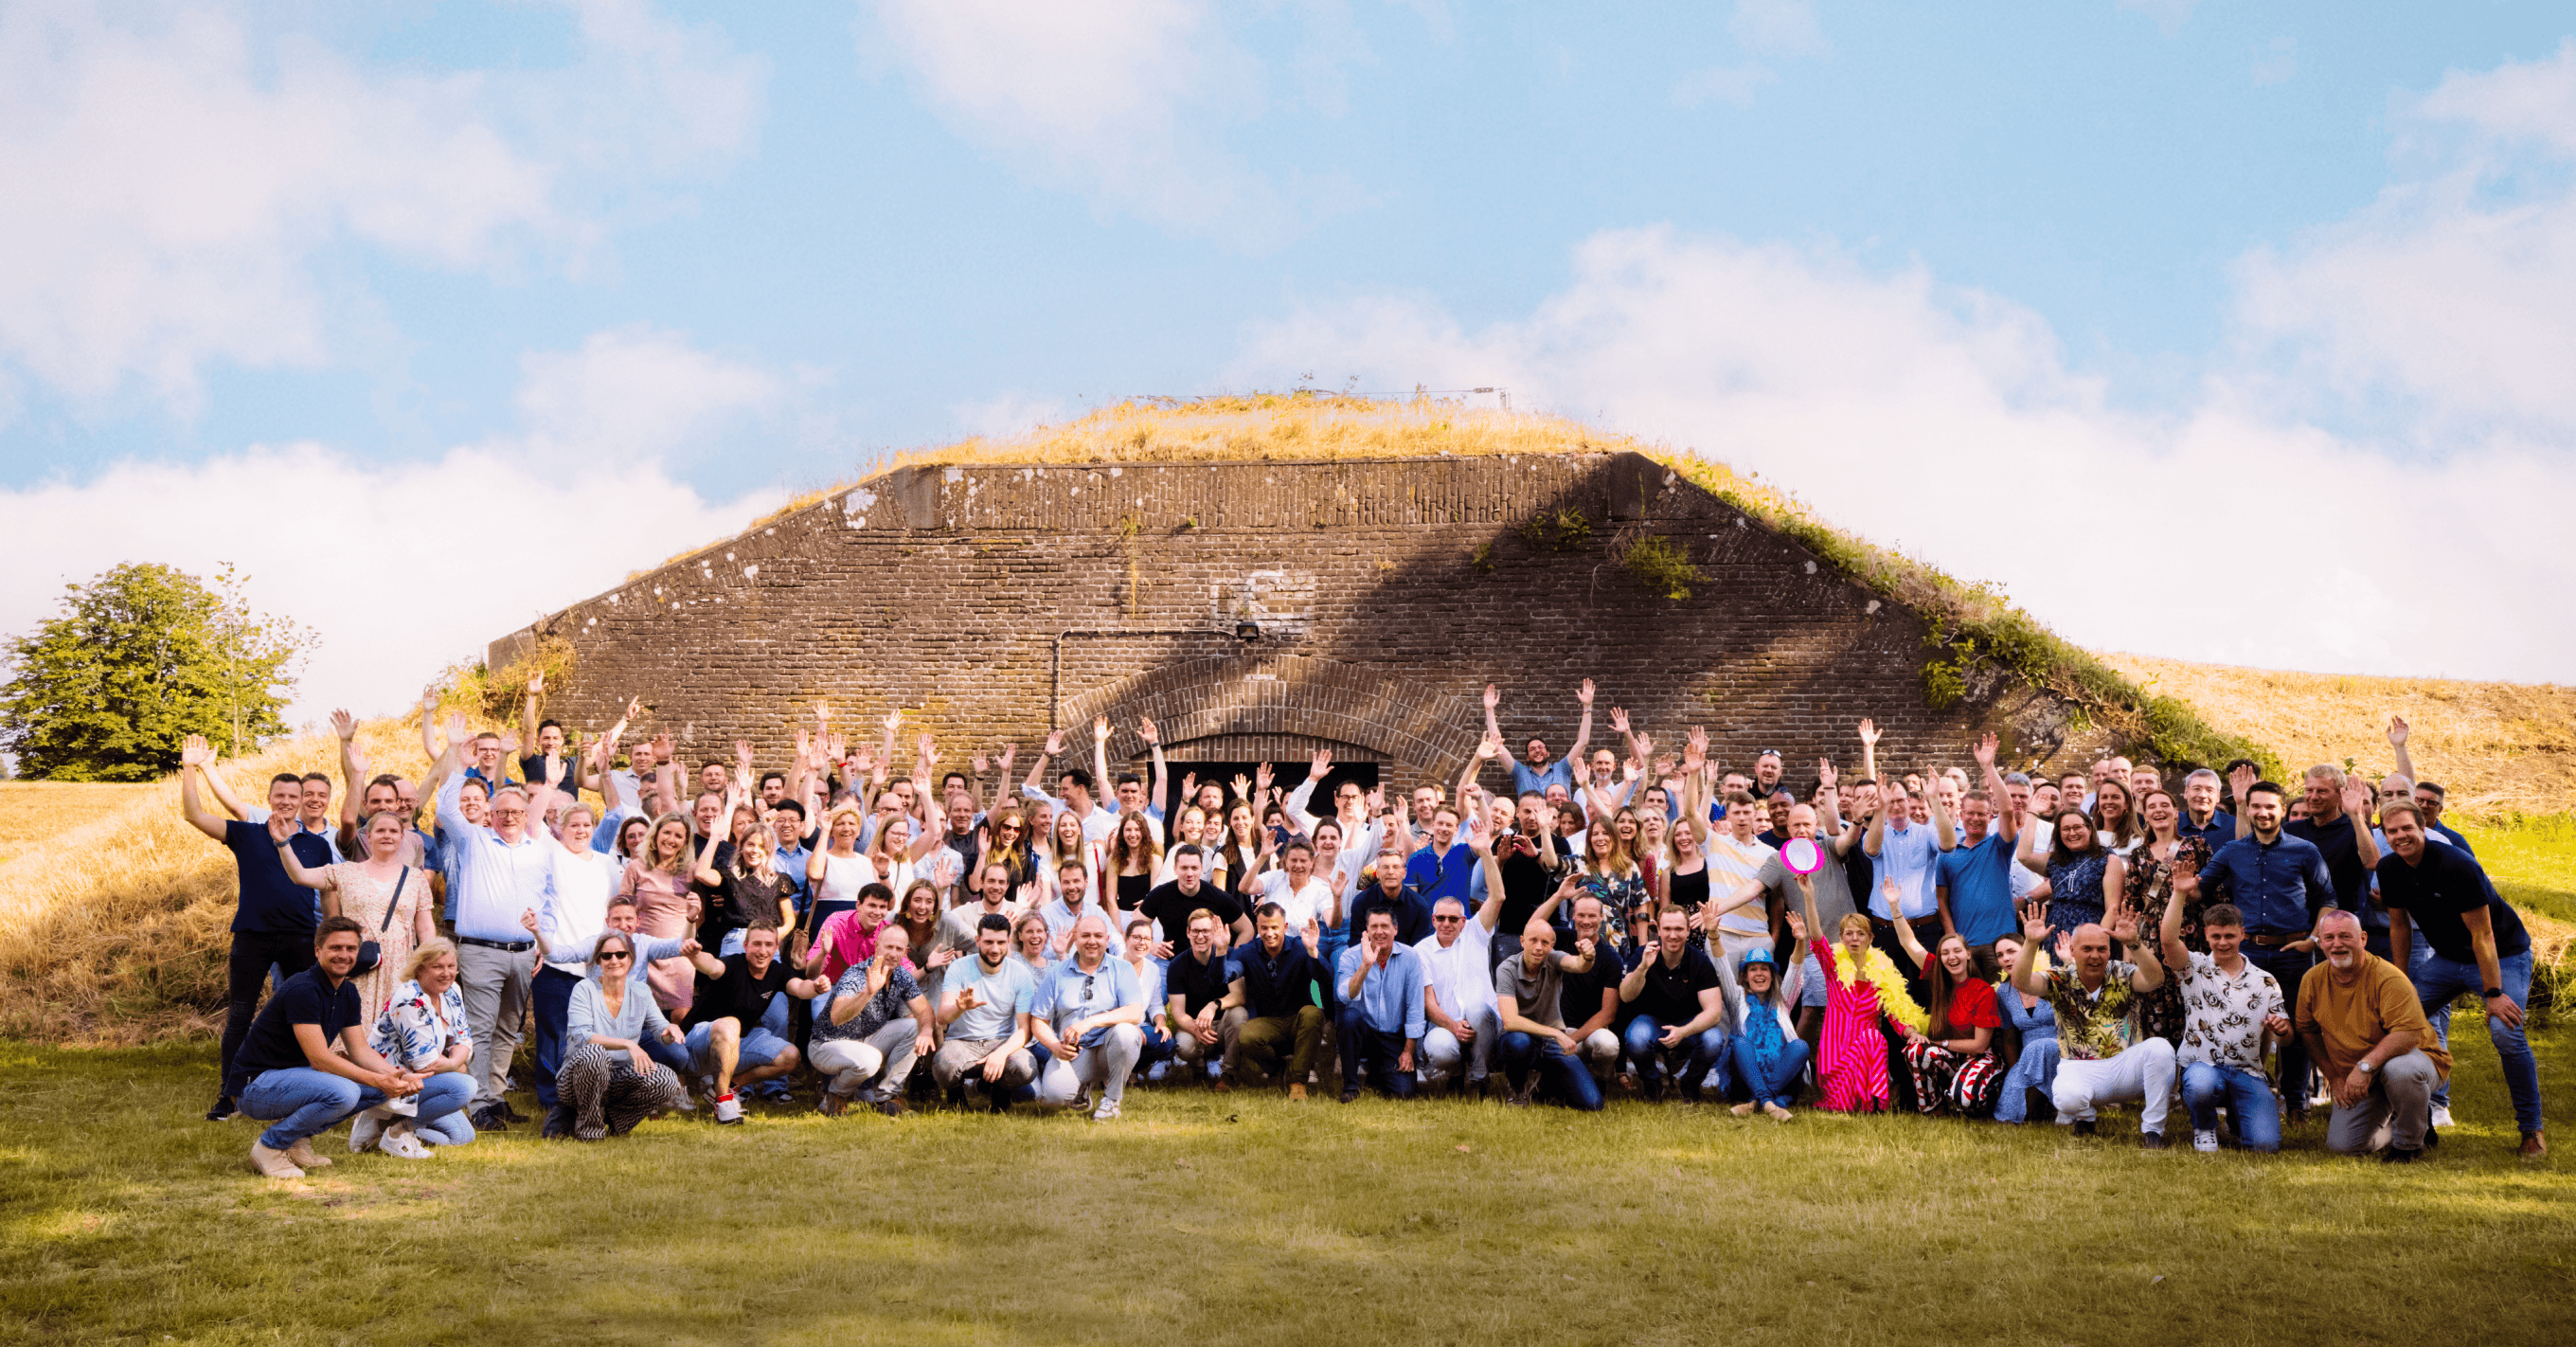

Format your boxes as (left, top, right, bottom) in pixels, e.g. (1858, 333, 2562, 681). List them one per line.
(492, 452, 2102, 789)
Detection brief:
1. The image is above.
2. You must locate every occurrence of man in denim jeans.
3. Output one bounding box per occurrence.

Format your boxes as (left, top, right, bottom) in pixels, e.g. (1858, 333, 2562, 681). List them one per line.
(230, 917, 473, 1178)
(2159, 898, 2287, 1153)
(2377, 801, 2546, 1158)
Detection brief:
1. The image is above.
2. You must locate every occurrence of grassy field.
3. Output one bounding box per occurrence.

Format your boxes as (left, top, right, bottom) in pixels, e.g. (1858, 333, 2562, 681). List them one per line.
(0, 782, 149, 867)
(3, 1032, 2570, 1347)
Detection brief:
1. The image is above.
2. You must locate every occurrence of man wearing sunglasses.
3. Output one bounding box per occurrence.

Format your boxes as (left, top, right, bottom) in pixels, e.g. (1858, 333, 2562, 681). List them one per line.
(1032, 911, 1146, 1121)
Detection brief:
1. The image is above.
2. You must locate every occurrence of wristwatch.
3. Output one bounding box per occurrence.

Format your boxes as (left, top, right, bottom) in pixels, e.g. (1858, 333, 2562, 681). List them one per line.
(2357, 1059, 2376, 1074)
(2484, 986, 2505, 999)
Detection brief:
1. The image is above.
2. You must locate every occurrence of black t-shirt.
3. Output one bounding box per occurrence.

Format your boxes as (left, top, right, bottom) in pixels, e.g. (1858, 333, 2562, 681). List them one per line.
(1116, 871, 1154, 917)
(1558, 936, 1622, 1032)
(690, 841, 738, 944)
(1346, 882, 1433, 947)
(1624, 944, 1722, 1025)
(2375, 844, 2530, 964)
(1166, 949, 1236, 1017)
(1139, 880, 1242, 948)
(225, 966, 361, 1097)
(687, 953, 794, 1030)
(224, 820, 331, 934)
(2285, 816, 2375, 925)
(707, 866, 792, 933)
(1495, 846, 1564, 938)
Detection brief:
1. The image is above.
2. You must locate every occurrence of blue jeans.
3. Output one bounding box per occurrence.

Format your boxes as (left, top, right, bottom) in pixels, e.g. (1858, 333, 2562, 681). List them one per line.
(1731, 1034, 1810, 1108)
(2181, 1061, 2281, 1152)
(240, 1068, 473, 1152)
(2413, 947, 2542, 1134)
(1497, 1031, 1603, 1111)
(1622, 1016, 1727, 1095)
(531, 964, 581, 1108)
(2242, 944, 2317, 1108)
(1334, 1007, 1418, 1098)
(1136, 1021, 1176, 1071)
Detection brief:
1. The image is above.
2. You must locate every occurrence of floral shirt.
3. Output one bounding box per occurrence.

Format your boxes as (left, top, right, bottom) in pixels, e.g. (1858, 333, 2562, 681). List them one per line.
(1576, 867, 1647, 947)
(2175, 952, 2284, 1069)
(2044, 961, 2141, 1062)
(367, 978, 473, 1071)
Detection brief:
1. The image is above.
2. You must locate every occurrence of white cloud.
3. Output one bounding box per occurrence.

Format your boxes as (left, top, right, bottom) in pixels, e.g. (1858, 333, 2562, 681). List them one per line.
(1230, 225, 2576, 682)
(0, 0, 761, 415)
(0, 326, 795, 727)
(2117, 0, 2201, 38)
(1729, 0, 1827, 61)
(1674, 0, 1825, 110)
(952, 392, 1069, 440)
(860, 0, 1357, 248)
(515, 325, 783, 461)
(2238, 41, 2576, 438)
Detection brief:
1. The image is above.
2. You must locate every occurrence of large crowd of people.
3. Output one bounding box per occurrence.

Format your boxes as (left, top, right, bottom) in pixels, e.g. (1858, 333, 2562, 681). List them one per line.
(185, 675, 2548, 1176)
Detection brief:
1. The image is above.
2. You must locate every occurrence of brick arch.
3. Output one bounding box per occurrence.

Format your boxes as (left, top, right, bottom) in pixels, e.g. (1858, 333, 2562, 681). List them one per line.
(1059, 654, 1482, 781)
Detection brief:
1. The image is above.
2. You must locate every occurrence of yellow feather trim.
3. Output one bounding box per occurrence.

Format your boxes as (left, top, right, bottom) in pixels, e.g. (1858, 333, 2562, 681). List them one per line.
(1831, 944, 1927, 1033)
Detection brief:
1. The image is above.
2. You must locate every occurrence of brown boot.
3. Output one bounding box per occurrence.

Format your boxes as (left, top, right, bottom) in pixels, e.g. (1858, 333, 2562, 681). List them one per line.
(2521, 1131, 2549, 1158)
(1287, 1084, 1306, 1103)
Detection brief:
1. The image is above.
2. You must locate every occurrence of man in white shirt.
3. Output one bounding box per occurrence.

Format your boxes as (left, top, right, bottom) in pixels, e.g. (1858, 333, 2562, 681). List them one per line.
(429, 715, 558, 1131)
(1416, 881, 1508, 1095)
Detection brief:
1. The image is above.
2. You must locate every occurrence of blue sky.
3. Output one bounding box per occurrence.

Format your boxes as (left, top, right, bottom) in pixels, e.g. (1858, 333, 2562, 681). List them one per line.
(2, 0, 2571, 722)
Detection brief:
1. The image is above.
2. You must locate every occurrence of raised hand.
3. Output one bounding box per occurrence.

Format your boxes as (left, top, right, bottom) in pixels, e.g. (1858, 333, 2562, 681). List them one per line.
(1178, 772, 1197, 801)
(2021, 901, 2050, 943)
(1044, 729, 1065, 756)
(1300, 917, 1321, 953)
(1609, 706, 1631, 736)
(624, 694, 645, 723)
(1255, 763, 1274, 794)
(2110, 910, 2140, 945)
(735, 739, 755, 771)
(795, 727, 812, 761)
(1465, 813, 1492, 855)
(1475, 735, 1499, 762)
(1482, 683, 1500, 710)
(1366, 784, 1386, 815)
(1231, 773, 1252, 800)
(446, 710, 471, 746)
(496, 730, 521, 756)
(266, 809, 295, 843)
(1093, 715, 1111, 745)
(971, 752, 990, 776)
(2170, 870, 2200, 899)
(2341, 776, 2372, 818)
(2227, 762, 2257, 805)
(1653, 754, 1676, 780)
(1136, 716, 1159, 746)
(1310, 746, 1333, 779)
(650, 730, 673, 763)
(1633, 730, 1655, 763)
(996, 744, 1016, 775)
(1577, 678, 1595, 707)
(181, 734, 213, 768)
(519, 908, 541, 935)
(1816, 757, 1837, 790)
(2387, 715, 2408, 748)
(528, 669, 545, 695)
(1973, 732, 1997, 768)
(1857, 718, 1881, 747)
(331, 709, 356, 743)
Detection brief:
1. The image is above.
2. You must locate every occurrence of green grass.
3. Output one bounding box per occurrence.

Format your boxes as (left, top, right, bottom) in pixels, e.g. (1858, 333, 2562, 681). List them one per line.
(2460, 813, 2576, 928)
(4, 1037, 2571, 1346)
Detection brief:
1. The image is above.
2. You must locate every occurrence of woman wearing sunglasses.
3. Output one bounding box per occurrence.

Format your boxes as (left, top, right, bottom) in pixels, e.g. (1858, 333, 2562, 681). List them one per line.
(557, 931, 689, 1140)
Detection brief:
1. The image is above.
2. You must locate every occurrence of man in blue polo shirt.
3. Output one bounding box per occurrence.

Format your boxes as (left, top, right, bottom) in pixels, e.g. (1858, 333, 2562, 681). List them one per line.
(1934, 735, 2021, 979)
(179, 735, 333, 1122)
(1487, 679, 1593, 799)
(1403, 806, 1476, 913)
(2184, 780, 2336, 1123)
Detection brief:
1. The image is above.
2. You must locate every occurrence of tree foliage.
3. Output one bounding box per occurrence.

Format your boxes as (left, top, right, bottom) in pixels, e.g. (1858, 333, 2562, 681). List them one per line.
(0, 563, 313, 781)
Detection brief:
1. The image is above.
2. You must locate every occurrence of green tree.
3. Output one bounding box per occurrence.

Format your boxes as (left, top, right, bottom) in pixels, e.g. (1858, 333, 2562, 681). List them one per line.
(0, 563, 315, 781)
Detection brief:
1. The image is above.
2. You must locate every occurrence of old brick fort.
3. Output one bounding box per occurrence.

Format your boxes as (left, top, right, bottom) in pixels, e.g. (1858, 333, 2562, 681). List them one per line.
(489, 413, 2121, 796)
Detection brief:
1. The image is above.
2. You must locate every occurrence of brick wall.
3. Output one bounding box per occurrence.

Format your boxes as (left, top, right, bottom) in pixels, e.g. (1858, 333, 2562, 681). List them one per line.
(492, 451, 2104, 790)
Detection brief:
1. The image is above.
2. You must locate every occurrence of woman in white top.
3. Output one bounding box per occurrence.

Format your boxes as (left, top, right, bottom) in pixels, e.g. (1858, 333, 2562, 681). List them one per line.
(2092, 780, 2143, 855)
(1036, 809, 1100, 910)
(1153, 806, 1212, 884)
(1239, 834, 1336, 934)
(808, 805, 881, 931)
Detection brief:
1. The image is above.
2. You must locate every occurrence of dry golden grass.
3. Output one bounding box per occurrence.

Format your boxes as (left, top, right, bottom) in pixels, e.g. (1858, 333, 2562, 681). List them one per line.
(0, 782, 150, 867)
(2101, 653, 2576, 819)
(901, 392, 1620, 467)
(0, 717, 443, 1046)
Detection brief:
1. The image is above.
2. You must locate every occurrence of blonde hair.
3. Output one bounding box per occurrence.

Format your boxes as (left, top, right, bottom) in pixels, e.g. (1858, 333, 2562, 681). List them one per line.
(1837, 913, 1873, 942)
(403, 938, 458, 980)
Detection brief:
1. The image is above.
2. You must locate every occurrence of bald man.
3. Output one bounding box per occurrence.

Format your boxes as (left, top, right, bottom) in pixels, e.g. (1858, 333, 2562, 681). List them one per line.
(2010, 903, 2171, 1147)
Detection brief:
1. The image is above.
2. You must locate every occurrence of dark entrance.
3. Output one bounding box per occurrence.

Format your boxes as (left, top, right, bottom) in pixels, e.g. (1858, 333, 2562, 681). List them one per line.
(1157, 760, 1381, 819)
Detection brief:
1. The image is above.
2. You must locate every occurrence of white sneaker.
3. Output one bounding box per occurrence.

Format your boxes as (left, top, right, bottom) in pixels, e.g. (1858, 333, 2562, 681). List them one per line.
(2192, 1129, 2219, 1154)
(380, 1125, 434, 1159)
(349, 1107, 390, 1154)
(248, 1141, 305, 1179)
(2369, 1122, 2392, 1153)
(2431, 1105, 2455, 1128)
(383, 1093, 418, 1118)
(1090, 1098, 1121, 1122)
(713, 1092, 744, 1124)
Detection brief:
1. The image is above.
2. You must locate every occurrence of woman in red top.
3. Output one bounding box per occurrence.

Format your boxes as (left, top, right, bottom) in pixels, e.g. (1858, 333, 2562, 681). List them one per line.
(1886, 878, 2006, 1116)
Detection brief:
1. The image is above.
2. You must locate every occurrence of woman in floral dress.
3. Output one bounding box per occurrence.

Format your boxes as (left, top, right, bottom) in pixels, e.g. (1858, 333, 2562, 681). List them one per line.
(279, 810, 433, 1021)
(2121, 788, 2211, 1046)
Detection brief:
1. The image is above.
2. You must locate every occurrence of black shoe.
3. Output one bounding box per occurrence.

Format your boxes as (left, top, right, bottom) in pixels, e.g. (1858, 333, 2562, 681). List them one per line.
(540, 1105, 575, 1140)
(2423, 1126, 2441, 1149)
(1338, 1087, 1361, 1104)
(469, 1105, 510, 1131)
(876, 1097, 907, 1119)
(498, 1102, 530, 1123)
(2138, 1131, 2170, 1151)
(1640, 1075, 1666, 1104)
(2382, 1146, 2421, 1164)
(2072, 1119, 2098, 1139)
(206, 1096, 237, 1122)
(2024, 1087, 2053, 1124)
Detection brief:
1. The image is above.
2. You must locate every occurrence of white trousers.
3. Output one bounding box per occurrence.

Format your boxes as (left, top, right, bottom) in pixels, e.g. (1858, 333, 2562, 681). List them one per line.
(2051, 1037, 2176, 1134)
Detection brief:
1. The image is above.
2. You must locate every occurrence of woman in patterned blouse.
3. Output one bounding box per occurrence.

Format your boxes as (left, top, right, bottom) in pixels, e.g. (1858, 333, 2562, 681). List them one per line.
(359, 940, 478, 1158)
(2123, 788, 2212, 1046)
